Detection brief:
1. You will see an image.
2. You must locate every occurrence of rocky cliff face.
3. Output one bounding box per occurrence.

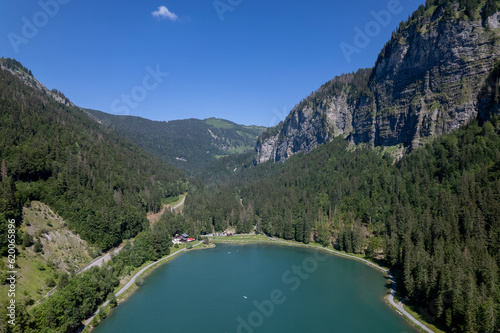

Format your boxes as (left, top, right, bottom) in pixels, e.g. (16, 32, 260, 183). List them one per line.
(256, 3, 500, 163)
(0, 58, 75, 108)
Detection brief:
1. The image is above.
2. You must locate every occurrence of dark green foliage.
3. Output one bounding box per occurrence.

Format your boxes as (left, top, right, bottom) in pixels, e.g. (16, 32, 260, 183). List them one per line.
(99, 308, 107, 320)
(108, 224, 172, 277)
(0, 176, 21, 255)
(0, 57, 33, 76)
(316, 221, 330, 247)
(58, 272, 69, 289)
(134, 276, 144, 287)
(28, 266, 118, 332)
(256, 120, 499, 332)
(45, 277, 56, 288)
(184, 117, 500, 332)
(0, 64, 185, 251)
(22, 231, 33, 248)
(483, 0, 499, 20)
(460, 0, 479, 18)
(85, 110, 266, 175)
(33, 238, 42, 253)
(479, 60, 500, 123)
(90, 316, 99, 328)
(8, 222, 174, 331)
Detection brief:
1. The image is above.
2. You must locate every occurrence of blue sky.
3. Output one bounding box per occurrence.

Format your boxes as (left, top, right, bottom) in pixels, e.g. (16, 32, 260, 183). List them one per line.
(0, 0, 423, 126)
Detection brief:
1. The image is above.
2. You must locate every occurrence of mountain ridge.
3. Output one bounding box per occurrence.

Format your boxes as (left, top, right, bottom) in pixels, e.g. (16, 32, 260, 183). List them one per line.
(256, 0, 500, 164)
(85, 109, 266, 175)
(0, 58, 185, 251)
(0, 57, 266, 176)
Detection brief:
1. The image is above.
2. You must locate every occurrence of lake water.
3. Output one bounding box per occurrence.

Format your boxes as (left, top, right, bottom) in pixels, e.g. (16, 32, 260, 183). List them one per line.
(93, 243, 418, 333)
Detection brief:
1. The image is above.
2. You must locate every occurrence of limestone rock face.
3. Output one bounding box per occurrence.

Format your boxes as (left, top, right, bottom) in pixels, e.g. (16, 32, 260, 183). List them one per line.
(0, 60, 75, 108)
(256, 7, 500, 164)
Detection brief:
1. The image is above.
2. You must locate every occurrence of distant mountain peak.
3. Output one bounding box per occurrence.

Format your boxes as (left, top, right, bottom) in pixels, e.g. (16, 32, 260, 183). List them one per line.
(85, 110, 266, 175)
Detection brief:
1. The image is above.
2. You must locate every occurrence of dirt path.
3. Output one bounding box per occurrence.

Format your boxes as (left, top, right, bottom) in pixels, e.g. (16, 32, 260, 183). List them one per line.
(147, 195, 186, 224)
(170, 195, 185, 211)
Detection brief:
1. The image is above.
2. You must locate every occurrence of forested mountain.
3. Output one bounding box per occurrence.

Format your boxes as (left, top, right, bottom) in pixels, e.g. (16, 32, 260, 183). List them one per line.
(1, 1, 499, 332)
(0, 58, 186, 251)
(85, 109, 265, 175)
(256, 0, 500, 163)
(178, 116, 500, 332)
(170, 2, 500, 332)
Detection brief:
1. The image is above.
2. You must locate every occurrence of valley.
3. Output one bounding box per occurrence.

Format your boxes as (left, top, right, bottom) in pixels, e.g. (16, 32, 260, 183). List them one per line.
(0, 1, 500, 332)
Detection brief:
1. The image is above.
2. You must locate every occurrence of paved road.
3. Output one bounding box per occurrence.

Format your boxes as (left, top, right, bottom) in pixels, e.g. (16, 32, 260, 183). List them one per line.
(44, 244, 126, 301)
(387, 273, 434, 333)
(116, 241, 200, 297)
(76, 245, 125, 274)
(77, 196, 186, 276)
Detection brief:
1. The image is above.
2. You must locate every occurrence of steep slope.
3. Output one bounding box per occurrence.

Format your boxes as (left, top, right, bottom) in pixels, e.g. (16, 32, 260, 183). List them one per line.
(256, 0, 500, 163)
(85, 109, 266, 175)
(0, 59, 185, 251)
(186, 115, 500, 333)
(0, 201, 94, 309)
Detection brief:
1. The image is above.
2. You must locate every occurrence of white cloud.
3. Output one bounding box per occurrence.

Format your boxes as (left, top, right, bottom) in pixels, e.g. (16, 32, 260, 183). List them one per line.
(152, 6, 178, 21)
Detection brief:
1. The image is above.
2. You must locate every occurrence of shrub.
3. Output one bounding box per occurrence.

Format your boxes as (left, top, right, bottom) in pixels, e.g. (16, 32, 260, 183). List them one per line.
(135, 276, 144, 287)
(34, 238, 43, 253)
(45, 277, 56, 288)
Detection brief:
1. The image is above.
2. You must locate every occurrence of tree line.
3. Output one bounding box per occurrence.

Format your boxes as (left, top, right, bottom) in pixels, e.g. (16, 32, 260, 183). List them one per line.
(178, 116, 500, 333)
(0, 61, 186, 253)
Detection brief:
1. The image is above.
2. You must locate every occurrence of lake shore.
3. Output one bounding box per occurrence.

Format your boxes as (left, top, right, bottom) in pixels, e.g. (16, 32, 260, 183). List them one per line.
(208, 234, 441, 333)
(84, 234, 439, 333)
(82, 241, 211, 332)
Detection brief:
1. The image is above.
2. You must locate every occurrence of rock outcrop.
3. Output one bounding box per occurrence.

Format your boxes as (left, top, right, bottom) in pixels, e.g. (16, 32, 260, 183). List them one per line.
(256, 3, 500, 163)
(0, 58, 75, 108)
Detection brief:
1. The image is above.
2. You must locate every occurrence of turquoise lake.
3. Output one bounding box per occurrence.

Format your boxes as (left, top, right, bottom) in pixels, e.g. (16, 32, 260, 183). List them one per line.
(93, 243, 418, 333)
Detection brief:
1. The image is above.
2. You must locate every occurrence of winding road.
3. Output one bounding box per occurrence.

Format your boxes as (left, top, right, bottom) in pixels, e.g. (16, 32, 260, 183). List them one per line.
(77, 245, 125, 274)
(81, 195, 185, 276)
